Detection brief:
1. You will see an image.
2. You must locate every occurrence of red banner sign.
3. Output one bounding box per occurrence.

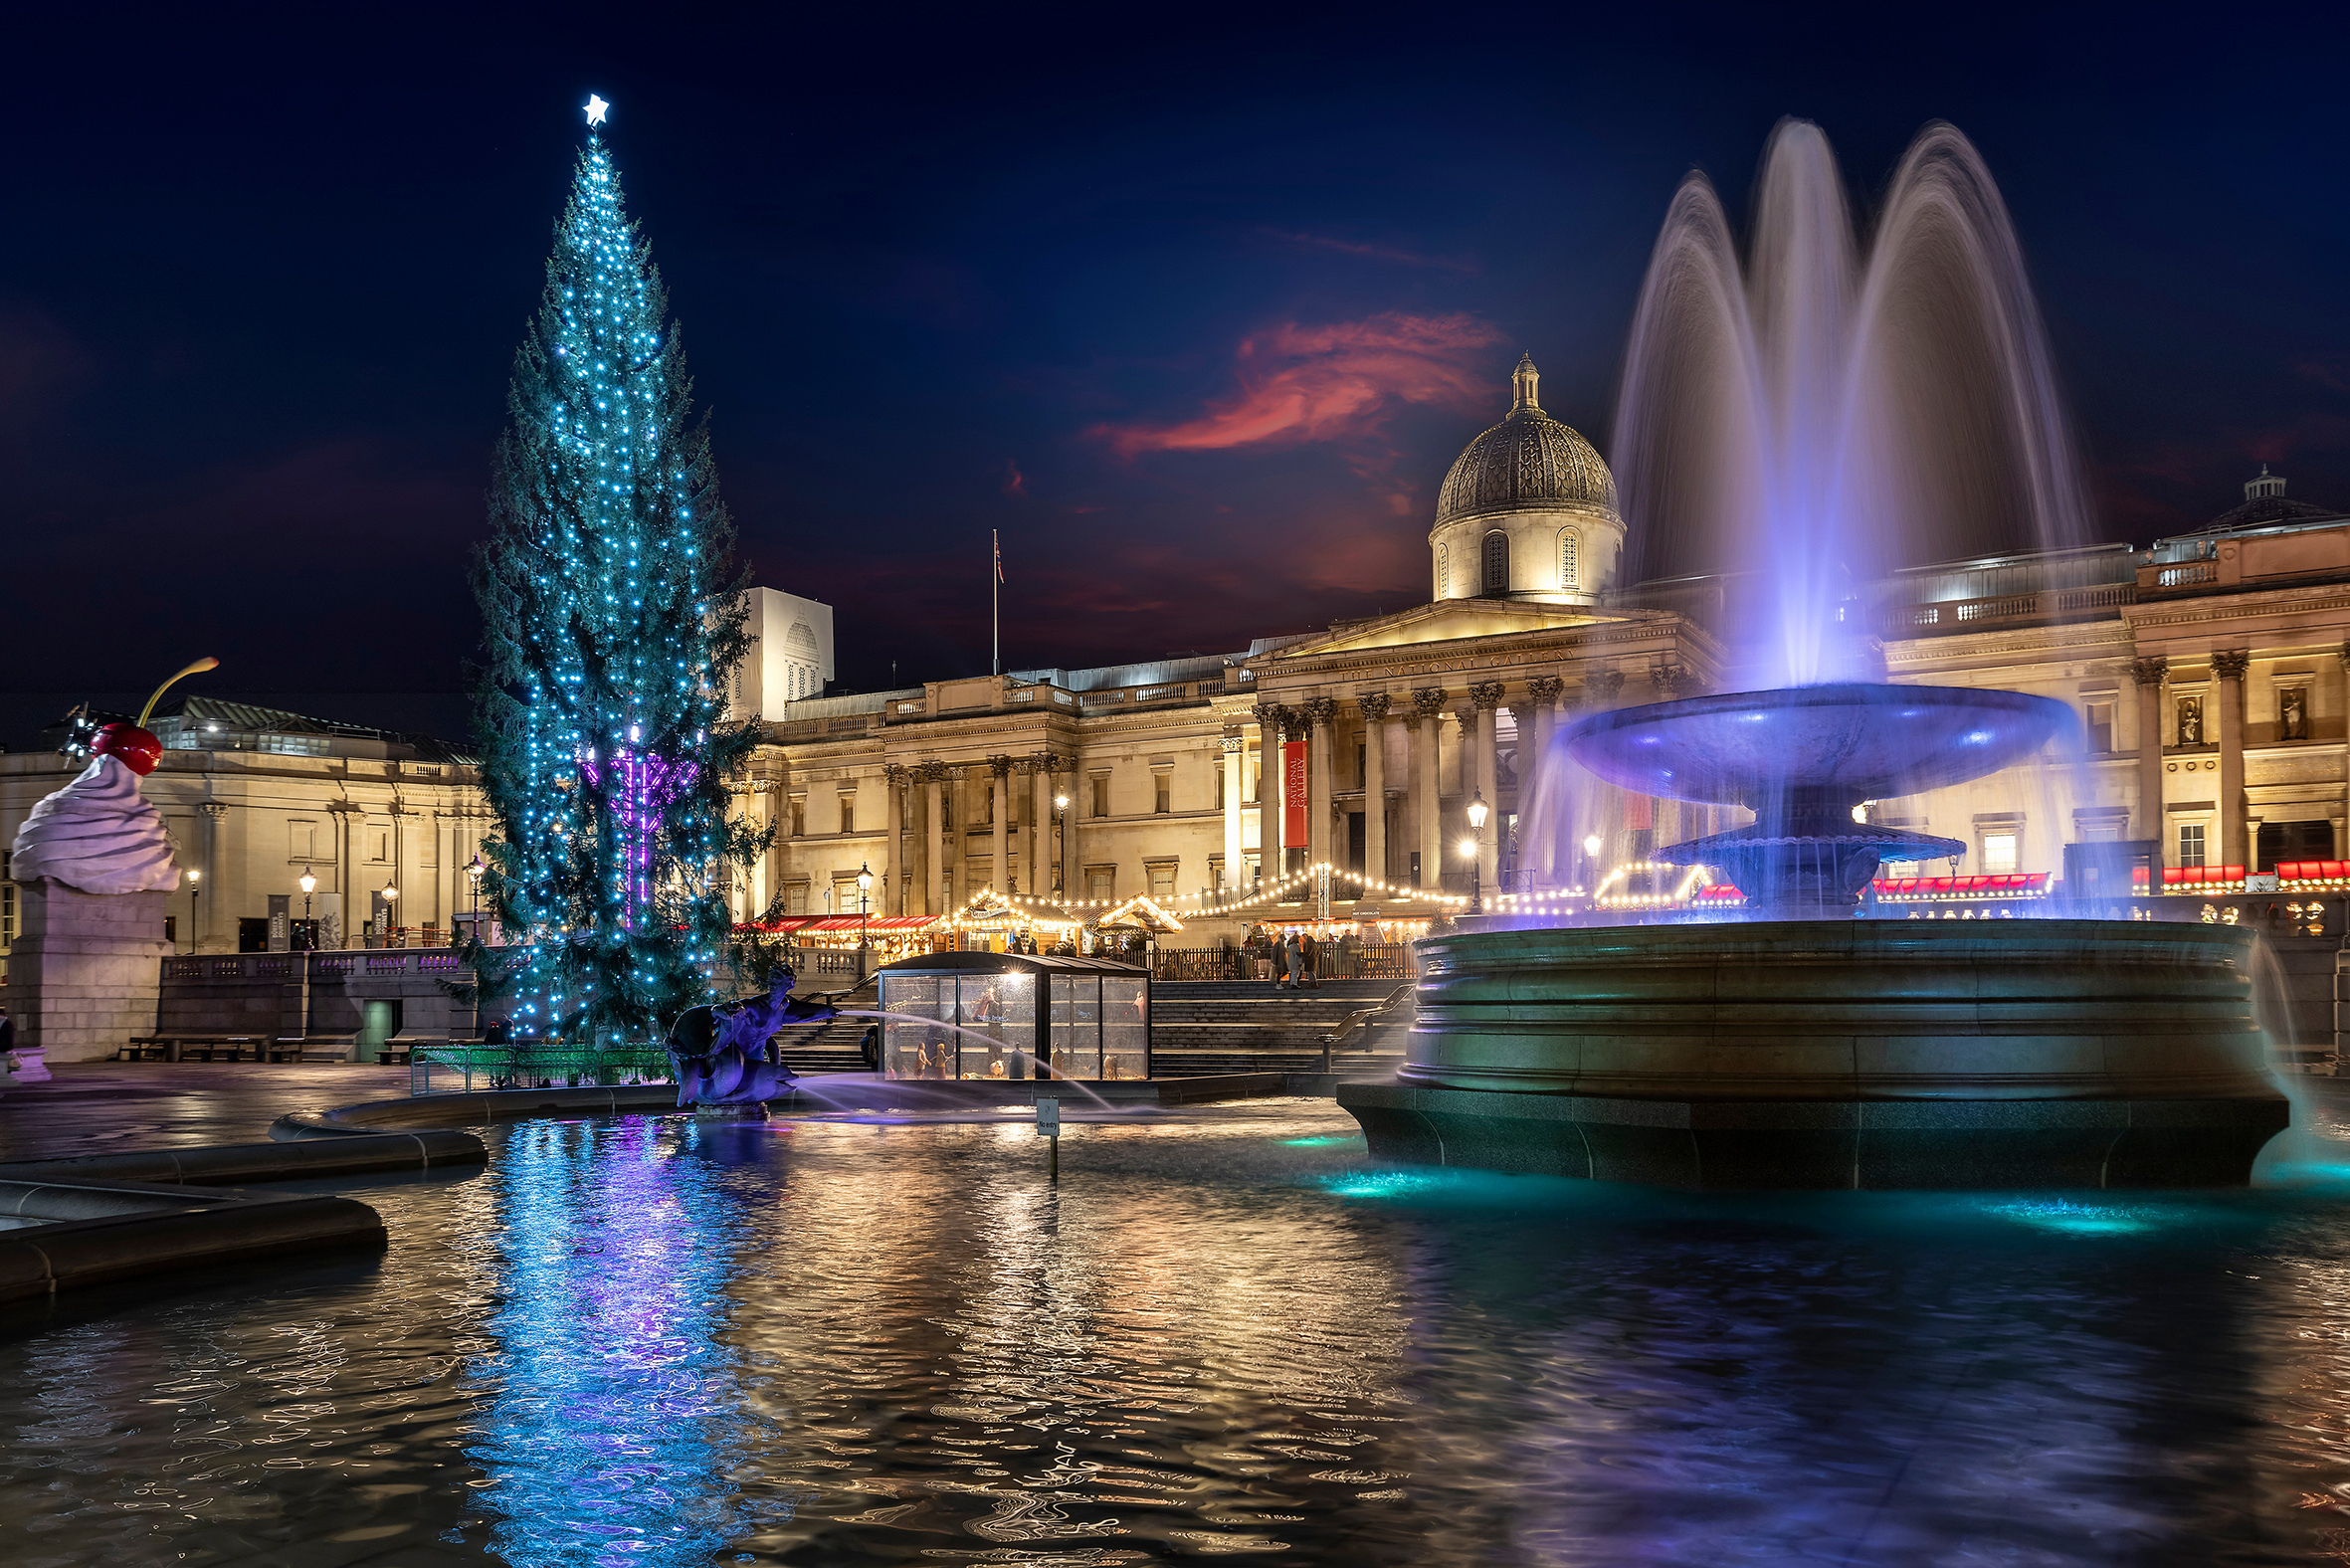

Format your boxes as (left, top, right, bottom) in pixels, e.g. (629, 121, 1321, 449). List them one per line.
(1282, 739, 1307, 848)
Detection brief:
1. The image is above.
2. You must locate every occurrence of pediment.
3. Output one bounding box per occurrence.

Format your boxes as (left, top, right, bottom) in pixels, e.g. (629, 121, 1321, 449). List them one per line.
(1279, 599, 1627, 657)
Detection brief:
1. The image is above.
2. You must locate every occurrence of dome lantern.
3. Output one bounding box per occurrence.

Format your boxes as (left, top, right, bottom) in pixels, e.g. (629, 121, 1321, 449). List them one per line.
(1428, 356, 1625, 605)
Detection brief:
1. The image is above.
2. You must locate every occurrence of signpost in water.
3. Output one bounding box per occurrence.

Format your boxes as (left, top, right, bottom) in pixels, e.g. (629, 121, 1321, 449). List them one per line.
(1037, 1095, 1061, 1179)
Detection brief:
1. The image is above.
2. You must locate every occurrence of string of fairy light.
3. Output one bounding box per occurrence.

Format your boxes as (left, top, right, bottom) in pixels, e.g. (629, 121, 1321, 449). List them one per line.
(933, 863, 1472, 929)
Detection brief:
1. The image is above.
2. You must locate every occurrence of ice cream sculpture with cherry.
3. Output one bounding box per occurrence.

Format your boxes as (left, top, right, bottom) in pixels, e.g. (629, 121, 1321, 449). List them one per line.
(9, 660, 218, 894)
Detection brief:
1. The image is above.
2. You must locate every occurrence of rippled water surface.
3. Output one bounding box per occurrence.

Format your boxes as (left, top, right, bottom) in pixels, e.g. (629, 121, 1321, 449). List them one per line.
(14, 1096, 2350, 1565)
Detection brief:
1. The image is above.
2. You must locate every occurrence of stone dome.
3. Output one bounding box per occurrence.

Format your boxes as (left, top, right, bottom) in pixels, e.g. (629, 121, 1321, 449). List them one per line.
(1435, 354, 1617, 524)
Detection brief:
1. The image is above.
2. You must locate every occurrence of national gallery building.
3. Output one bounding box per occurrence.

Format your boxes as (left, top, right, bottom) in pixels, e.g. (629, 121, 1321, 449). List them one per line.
(6, 355, 2349, 963)
(745, 357, 2350, 935)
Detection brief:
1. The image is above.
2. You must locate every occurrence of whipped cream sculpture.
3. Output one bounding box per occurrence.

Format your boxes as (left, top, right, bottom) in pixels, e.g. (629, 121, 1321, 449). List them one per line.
(9, 658, 217, 896)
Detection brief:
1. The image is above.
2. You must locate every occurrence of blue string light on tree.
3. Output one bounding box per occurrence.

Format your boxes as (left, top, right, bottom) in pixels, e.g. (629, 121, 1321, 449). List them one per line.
(470, 95, 767, 1045)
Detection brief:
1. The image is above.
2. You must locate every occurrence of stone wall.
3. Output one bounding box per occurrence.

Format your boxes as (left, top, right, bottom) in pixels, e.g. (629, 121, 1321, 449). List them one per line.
(153, 949, 483, 1044)
(10, 882, 172, 1063)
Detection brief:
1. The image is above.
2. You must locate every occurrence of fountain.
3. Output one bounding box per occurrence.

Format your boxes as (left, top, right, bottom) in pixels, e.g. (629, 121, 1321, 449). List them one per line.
(1339, 121, 2289, 1188)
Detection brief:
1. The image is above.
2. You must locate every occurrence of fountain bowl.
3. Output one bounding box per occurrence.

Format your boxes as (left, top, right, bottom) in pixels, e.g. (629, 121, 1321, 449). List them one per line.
(1563, 683, 2079, 808)
(1337, 920, 2288, 1190)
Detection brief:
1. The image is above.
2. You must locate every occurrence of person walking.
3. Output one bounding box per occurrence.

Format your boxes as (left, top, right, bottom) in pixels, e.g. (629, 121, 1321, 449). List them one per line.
(1282, 930, 1304, 991)
(1298, 930, 1320, 990)
(1271, 928, 1291, 988)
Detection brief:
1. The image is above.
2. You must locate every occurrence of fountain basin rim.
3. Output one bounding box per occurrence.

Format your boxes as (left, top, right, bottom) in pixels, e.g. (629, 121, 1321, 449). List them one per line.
(1562, 682, 2078, 807)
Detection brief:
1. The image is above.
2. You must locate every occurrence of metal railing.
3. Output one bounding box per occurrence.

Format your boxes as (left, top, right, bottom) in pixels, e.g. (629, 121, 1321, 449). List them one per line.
(163, 946, 480, 982)
(1151, 942, 1417, 981)
(1317, 982, 1417, 1065)
(410, 1044, 675, 1096)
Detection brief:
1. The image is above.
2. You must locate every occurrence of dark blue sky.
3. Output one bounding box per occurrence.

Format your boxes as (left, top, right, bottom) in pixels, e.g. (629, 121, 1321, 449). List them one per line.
(7, 3, 2347, 734)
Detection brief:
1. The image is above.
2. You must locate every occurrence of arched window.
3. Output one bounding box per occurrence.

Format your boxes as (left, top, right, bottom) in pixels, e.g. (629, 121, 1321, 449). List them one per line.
(1482, 531, 1508, 596)
(1558, 530, 1579, 589)
(1435, 543, 1449, 599)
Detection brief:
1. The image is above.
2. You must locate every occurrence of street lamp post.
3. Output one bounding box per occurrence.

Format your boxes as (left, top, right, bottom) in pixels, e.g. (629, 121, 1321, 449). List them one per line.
(856, 861, 874, 953)
(380, 878, 399, 947)
(465, 854, 486, 944)
(1466, 791, 1489, 916)
(184, 867, 201, 954)
(1053, 791, 1070, 897)
(297, 870, 316, 952)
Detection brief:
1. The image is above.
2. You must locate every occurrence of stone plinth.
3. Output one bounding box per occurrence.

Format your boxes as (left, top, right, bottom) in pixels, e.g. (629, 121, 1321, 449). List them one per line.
(1337, 919, 2291, 1189)
(9, 882, 170, 1064)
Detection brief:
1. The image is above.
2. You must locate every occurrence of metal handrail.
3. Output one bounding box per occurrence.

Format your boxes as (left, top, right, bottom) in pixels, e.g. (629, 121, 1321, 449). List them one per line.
(1316, 981, 1415, 1069)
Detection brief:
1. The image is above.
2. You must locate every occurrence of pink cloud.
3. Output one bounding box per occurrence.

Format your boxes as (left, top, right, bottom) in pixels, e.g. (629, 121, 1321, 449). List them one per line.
(1264, 231, 1479, 274)
(1002, 458, 1028, 499)
(2296, 357, 2350, 394)
(1092, 312, 1506, 461)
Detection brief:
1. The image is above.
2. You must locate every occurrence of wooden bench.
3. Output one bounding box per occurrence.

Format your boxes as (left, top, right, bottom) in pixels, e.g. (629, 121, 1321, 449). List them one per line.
(379, 1034, 453, 1067)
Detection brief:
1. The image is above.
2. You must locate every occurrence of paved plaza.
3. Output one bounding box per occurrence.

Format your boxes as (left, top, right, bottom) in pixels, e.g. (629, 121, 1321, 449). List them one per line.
(0, 1062, 408, 1164)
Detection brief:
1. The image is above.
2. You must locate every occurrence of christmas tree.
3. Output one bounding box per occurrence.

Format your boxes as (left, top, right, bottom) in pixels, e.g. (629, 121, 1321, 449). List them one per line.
(471, 102, 765, 1044)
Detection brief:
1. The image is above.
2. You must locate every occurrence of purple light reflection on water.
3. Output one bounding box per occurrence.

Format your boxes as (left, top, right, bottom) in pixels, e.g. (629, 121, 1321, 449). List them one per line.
(466, 1117, 771, 1567)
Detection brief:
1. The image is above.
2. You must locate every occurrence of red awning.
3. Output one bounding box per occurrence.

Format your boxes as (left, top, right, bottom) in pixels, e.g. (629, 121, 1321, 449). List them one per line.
(735, 914, 937, 934)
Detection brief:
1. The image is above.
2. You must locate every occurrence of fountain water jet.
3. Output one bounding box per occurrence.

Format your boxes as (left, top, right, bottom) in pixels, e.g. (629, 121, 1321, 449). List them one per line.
(1340, 121, 2288, 1188)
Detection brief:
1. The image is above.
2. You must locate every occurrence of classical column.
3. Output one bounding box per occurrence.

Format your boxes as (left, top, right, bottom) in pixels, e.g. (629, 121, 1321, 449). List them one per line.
(1028, 755, 1052, 899)
(881, 766, 904, 915)
(1253, 702, 1284, 885)
(1470, 682, 1504, 890)
(989, 756, 1012, 891)
(1221, 733, 1245, 891)
(1304, 695, 1338, 873)
(2340, 642, 2350, 861)
(2214, 650, 2251, 871)
(2130, 657, 2167, 863)
(198, 801, 226, 952)
(1411, 687, 1447, 890)
(332, 803, 357, 948)
(1056, 757, 1079, 898)
(1358, 692, 1392, 883)
(1525, 676, 1564, 883)
(921, 762, 946, 915)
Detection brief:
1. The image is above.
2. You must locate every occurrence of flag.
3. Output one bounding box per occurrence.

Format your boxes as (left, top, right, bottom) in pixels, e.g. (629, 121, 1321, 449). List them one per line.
(994, 530, 1006, 583)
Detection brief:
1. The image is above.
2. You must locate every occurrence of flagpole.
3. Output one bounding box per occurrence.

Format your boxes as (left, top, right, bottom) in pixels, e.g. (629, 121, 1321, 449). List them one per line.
(992, 529, 1001, 677)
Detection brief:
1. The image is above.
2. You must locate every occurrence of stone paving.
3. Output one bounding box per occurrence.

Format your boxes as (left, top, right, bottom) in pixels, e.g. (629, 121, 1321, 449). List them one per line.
(0, 1062, 409, 1164)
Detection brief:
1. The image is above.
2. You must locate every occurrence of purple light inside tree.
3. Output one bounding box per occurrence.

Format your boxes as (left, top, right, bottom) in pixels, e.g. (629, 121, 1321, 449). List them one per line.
(579, 742, 699, 929)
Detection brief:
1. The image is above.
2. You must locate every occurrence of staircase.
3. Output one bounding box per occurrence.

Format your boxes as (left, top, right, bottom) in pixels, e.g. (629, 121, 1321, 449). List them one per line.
(770, 976, 879, 1075)
(1147, 978, 1412, 1077)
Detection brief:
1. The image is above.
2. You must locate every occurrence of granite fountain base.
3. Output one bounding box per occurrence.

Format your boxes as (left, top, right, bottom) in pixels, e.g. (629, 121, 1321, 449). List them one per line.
(1337, 919, 2289, 1189)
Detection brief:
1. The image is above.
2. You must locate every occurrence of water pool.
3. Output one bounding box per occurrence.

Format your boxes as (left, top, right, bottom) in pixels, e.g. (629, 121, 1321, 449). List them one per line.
(10, 1095, 2350, 1565)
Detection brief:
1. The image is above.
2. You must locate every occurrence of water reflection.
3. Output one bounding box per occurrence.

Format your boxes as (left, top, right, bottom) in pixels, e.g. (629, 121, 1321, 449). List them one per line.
(470, 1118, 765, 1566)
(5, 1102, 2350, 1564)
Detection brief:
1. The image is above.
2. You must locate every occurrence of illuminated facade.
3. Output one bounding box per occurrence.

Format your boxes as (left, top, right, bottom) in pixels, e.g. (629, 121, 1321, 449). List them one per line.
(744, 374, 2350, 932)
(0, 697, 495, 968)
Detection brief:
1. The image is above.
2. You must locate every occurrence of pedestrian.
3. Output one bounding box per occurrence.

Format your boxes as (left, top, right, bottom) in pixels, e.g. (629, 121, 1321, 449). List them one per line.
(1271, 929, 1290, 988)
(1299, 930, 1320, 989)
(1282, 930, 1304, 990)
(483, 1014, 513, 1047)
(0, 1003, 14, 1064)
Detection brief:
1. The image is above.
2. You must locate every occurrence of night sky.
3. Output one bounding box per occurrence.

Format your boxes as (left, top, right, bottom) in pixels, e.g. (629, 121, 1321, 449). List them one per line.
(7, 6, 2347, 743)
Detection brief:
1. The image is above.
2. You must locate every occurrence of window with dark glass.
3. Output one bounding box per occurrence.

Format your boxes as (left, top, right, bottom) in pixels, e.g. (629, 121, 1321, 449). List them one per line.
(1482, 531, 1508, 595)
